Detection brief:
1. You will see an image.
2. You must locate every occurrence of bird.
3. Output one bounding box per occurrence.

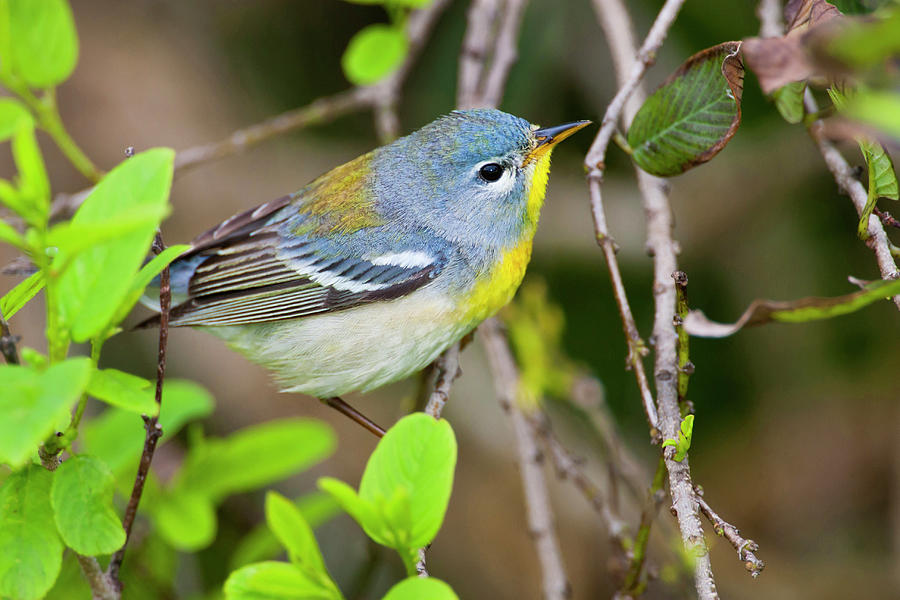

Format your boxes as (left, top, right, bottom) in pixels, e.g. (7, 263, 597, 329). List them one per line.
(143, 109, 589, 431)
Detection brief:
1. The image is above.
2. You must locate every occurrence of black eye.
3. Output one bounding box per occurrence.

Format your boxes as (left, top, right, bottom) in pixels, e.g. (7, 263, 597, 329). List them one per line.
(479, 163, 504, 182)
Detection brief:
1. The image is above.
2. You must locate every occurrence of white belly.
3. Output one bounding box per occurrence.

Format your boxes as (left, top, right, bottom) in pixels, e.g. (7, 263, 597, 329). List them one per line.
(206, 288, 472, 398)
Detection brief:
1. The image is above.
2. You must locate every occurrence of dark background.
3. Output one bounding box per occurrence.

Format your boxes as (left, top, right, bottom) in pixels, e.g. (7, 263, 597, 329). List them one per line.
(1, 1, 898, 598)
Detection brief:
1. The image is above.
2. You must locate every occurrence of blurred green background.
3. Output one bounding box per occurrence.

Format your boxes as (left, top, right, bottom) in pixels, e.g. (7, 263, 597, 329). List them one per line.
(1, 0, 898, 598)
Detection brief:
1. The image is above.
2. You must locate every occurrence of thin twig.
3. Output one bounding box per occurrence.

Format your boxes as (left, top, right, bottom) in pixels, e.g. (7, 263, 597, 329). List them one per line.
(107, 233, 171, 588)
(0, 309, 20, 364)
(619, 456, 667, 598)
(478, 0, 528, 108)
(481, 319, 570, 600)
(536, 415, 628, 543)
(591, 0, 719, 597)
(693, 486, 765, 578)
(424, 343, 462, 419)
(673, 271, 693, 412)
(174, 88, 372, 173)
(875, 208, 900, 230)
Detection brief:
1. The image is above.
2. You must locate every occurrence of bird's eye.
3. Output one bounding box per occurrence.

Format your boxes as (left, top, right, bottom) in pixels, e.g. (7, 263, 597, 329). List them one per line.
(479, 163, 504, 182)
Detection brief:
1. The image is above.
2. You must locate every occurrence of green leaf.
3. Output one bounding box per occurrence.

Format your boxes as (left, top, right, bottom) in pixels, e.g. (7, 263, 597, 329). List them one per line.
(0, 466, 63, 600)
(0, 219, 26, 250)
(859, 138, 898, 200)
(0, 358, 91, 468)
(0, 97, 33, 142)
(1, 271, 45, 319)
(47, 205, 170, 262)
(824, 7, 900, 68)
(6, 0, 79, 87)
(86, 368, 158, 416)
(359, 413, 456, 548)
(627, 42, 744, 177)
(11, 123, 50, 223)
(81, 379, 214, 476)
(50, 455, 126, 555)
(843, 90, 900, 140)
(265, 492, 327, 573)
(53, 148, 174, 342)
(231, 493, 341, 570)
(111, 243, 190, 325)
(317, 477, 387, 545)
(224, 561, 340, 600)
(153, 489, 216, 551)
(178, 419, 336, 502)
(341, 24, 408, 86)
(772, 81, 806, 124)
(264, 493, 340, 596)
(382, 577, 459, 600)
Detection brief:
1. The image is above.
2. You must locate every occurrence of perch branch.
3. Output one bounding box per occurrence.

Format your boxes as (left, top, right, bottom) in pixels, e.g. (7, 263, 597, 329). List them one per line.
(107, 233, 171, 588)
(591, 0, 720, 597)
(481, 319, 570, 600)
(424, 343, 462, 419)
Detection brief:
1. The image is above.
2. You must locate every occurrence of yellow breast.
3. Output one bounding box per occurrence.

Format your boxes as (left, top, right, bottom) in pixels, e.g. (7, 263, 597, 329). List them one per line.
(460, 151, 553, 323)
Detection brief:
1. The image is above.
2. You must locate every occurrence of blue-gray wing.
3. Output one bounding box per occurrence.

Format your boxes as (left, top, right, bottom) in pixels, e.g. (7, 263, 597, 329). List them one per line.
(157, 198, 446, 327)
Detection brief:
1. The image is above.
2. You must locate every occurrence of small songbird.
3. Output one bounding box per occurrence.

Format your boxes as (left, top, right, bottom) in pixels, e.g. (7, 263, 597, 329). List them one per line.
(145, 109, 589, 405)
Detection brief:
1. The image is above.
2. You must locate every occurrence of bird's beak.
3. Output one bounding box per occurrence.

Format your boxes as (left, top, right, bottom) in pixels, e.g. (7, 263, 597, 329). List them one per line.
(526, 120, 592, 164)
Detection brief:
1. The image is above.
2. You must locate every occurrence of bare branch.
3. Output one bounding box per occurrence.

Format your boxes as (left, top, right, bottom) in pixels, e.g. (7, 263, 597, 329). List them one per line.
(174, 88, 372, 173)
(694, 486, 765, 578)
(591, 0, 720, 597)
(756, 0, 784, 39)
(585, 0, 686, 169)
(107, 232, 171, 588)
(75, 554, 118, 600)
(424, 343, 461, 419)
(481, 319, 570, 600)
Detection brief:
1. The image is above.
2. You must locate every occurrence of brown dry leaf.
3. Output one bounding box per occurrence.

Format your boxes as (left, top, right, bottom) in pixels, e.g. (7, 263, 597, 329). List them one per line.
(743, 0, 844, 94)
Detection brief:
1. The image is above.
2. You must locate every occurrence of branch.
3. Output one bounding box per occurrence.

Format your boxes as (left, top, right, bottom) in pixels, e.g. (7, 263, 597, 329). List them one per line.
(694, 486, 765, 578)
(591, 0, 720, 597)
(481, 319, 570, 600)
(75, 554, 118, 600)
(107, 233, 171, 588)
(457, 0, 529, 109)
(424, 343, 461, 419)
(803, 92, 900, 309)
(536, 416, 628, 543)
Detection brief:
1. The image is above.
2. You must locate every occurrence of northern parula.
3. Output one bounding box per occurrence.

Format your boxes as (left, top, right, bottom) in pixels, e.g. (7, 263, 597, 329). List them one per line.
(145, 109, 589, 398)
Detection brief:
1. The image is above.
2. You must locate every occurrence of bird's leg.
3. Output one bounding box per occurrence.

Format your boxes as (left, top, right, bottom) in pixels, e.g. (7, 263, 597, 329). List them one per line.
(321, 397, 386, 438)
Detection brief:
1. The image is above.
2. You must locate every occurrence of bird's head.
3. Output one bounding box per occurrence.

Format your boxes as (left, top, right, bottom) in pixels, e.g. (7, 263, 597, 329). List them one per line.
(371, 109, 590, 248)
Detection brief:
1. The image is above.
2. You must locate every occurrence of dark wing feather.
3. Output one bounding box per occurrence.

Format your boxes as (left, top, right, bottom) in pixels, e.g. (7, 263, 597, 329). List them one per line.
(156, 198, 444, 328)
